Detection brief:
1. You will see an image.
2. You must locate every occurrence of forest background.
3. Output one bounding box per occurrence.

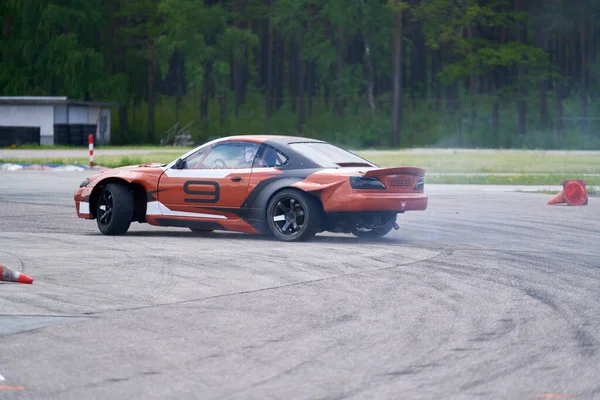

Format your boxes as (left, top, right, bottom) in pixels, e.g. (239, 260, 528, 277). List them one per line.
(2, 0, 599, 150)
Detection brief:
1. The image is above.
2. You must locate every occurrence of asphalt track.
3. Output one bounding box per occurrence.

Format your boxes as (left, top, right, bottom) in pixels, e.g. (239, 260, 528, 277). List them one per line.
(1, 171, 599, 400)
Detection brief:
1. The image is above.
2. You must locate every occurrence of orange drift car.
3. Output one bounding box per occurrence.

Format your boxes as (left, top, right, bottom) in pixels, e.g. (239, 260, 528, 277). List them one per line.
(74, 135, 427, 241)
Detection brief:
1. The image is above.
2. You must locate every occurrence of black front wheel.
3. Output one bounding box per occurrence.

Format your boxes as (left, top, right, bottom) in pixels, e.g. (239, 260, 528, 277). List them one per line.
(266, 189, 321, 242)
(96, 183, 134, 235)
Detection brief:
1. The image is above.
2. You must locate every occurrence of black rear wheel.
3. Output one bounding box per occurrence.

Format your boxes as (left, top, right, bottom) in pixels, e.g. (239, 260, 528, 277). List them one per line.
(96, 182, 134, 235)
(266, 189, 321, 242)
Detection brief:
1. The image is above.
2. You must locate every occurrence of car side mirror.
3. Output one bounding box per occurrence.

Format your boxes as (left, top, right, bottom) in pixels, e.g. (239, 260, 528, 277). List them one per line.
(174, 158, 186, 169)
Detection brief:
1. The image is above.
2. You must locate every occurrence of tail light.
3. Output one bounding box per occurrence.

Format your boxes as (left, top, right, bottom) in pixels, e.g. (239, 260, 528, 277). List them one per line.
(414, 176, 424, 190)
(349, 176, 386, 190)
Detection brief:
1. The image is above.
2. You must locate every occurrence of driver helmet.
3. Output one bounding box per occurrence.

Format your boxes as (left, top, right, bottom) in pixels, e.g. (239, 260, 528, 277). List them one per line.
(243, 146, 256, 163)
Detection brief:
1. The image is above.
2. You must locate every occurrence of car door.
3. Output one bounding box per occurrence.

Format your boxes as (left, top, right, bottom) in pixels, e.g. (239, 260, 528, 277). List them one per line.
(156, 140, 259, 219)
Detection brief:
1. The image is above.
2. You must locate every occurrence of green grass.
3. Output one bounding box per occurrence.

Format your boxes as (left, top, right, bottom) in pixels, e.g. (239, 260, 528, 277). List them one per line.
(362, 152, 600, 174)
(423, 174, 600, 186)
(2, 150, 600, 186)
(2, 149, 600, 173)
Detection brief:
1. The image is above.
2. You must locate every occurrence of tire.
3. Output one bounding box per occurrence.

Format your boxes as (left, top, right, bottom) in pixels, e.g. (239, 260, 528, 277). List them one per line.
(350, 220, 395, 239)
(96, 182, 134, 235)
(266, 189, 321, 242)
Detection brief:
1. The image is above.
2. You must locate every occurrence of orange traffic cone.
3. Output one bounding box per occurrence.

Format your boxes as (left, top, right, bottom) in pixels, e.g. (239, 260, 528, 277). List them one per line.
(547, 190, 566, 205)
(0, 264, 33, 284)
(563, 180, 588, 206)
(548, 180, 588, 206)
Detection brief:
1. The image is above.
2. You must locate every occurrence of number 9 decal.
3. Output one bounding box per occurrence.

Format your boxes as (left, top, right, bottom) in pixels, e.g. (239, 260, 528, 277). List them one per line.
(183, 180, 220, 203)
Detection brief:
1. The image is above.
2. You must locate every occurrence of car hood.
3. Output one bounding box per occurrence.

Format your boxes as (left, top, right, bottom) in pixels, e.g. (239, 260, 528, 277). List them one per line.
(114, 162, 166, 170)
(84, 163, 166, 186)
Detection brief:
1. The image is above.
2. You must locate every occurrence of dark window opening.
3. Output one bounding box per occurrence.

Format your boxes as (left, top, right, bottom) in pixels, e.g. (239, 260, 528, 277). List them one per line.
(0, 127, 41, 147)
(53, 124, 96, 146)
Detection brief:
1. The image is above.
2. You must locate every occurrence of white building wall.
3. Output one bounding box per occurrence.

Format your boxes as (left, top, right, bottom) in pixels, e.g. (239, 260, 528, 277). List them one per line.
(54, 105, 68, 123)
(0, 105, 55, 145)
(68, 106, 88, 124)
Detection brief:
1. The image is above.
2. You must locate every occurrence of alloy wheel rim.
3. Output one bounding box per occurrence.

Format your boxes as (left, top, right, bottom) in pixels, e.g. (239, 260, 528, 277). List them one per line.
(98, 190, 113, 226)
(271, 196, 306, 237)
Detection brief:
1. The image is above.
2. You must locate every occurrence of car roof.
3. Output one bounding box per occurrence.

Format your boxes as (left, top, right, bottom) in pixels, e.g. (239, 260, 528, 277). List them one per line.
(218, 135, 326, 145)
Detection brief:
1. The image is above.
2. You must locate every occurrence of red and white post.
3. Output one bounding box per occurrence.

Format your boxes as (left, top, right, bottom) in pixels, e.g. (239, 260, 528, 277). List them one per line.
(88, 134, 94, 167)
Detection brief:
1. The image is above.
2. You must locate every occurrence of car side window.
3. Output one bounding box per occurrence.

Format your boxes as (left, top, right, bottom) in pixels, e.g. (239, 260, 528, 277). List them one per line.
(186, 142, 259, 169)
(183, 147, 209, 169)
(253, 146, 289, 168)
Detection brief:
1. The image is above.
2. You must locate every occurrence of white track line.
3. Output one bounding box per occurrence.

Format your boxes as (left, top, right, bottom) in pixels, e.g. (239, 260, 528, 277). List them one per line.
(0, 373, 5, 380)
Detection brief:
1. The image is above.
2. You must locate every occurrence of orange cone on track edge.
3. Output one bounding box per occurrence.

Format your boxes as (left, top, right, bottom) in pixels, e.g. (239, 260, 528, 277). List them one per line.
(548, 180, 588, 206)
(547, 191, 566, 205)
(563, 180, 588, 206)
(0, 264, 34, 284)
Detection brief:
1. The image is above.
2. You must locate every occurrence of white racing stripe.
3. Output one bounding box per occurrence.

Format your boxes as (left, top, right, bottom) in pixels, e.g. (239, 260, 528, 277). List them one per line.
(146, 201, 227, 219)
(79, 202, 90, 214)
(164, 167, 277, 179)
(146, 201, 162, 215)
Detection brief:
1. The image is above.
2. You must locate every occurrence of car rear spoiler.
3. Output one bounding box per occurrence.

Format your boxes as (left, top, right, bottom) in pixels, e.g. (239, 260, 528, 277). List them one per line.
(362, 167, 425, 178)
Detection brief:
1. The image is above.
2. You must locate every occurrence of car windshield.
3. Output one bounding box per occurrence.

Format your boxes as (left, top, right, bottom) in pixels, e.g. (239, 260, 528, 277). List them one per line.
(289, 142, 377, 168)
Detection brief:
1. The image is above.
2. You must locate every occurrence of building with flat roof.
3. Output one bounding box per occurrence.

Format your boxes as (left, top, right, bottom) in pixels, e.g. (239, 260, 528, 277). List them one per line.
(0, 96, 115, 147)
